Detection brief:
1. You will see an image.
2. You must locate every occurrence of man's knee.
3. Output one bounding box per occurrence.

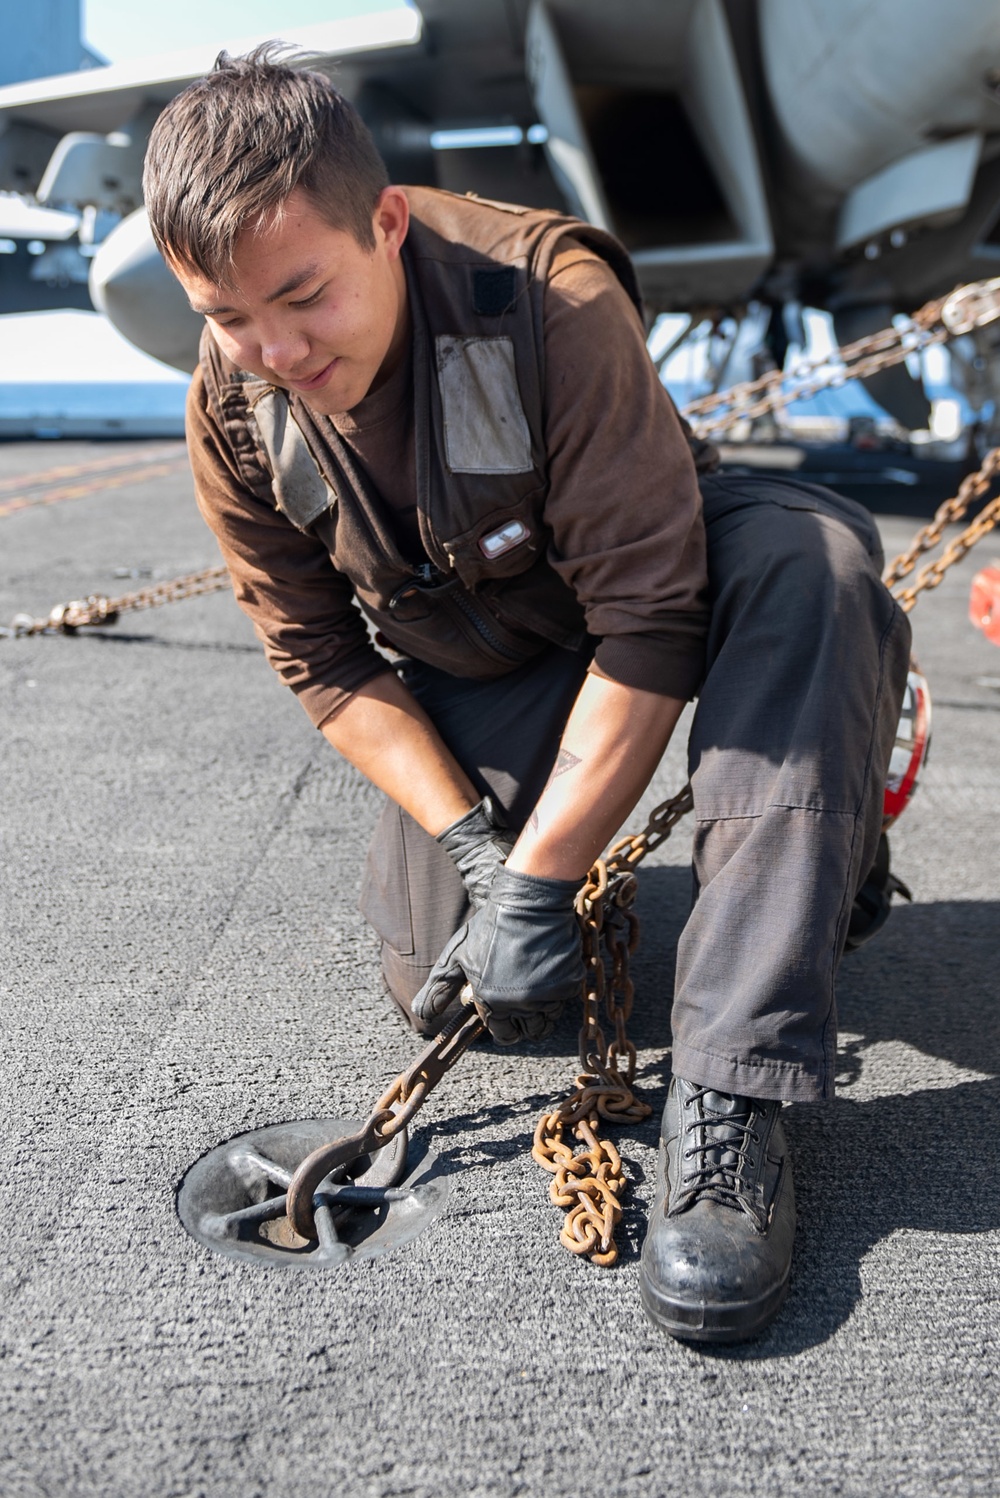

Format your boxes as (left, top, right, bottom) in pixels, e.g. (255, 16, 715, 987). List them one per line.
(692, 479, 910, 816)
(708, 480, 899, 664)
(703, 473, 882, 559)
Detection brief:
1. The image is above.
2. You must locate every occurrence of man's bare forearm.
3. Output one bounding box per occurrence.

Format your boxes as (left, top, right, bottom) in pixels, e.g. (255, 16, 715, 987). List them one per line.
(321, 672, 478, 835)
(322, 668, 684, 872)
(506, 673, 686, 880)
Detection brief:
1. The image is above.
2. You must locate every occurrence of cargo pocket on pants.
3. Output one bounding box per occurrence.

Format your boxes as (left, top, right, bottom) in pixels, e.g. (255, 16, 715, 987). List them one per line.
(359, 801, 471, 964)
(359, 802, 416, 956)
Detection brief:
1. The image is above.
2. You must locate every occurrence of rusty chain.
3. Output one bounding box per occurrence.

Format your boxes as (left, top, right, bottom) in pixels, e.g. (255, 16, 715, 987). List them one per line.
(683, 275, 1000, 439)
(531, 783, 694, 1265)
(285, 1001, 486, 1240)
(880, 443, 1000, 610)
(365, 996, 487, 1143)
(890, 488, 1000, 612)
(882, 447, 1000, 587)
(0, 564, 230, 638)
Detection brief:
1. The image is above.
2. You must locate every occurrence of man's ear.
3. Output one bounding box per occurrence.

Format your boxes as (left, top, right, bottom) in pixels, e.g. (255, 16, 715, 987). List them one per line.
(374, 185, 410, 258)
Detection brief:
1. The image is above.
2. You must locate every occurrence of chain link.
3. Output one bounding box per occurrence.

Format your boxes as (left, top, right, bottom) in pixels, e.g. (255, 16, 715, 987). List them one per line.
(367, 998, 488, 1142)
(285, 1003, 486, 1240)
(531, 784, 694, 1265)
(1, 565, 231, 638)
(882, 445, 1000, 600)
(939, 277, 1000, 336)
(890, 488, 1000, 612)
(681, 276, 1000, 440)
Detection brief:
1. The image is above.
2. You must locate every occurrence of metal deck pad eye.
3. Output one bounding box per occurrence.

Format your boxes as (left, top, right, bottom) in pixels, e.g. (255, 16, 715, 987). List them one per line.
(176, 1118, 452, 1269)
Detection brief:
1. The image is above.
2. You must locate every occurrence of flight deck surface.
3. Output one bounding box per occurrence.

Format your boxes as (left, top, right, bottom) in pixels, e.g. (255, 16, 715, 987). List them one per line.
(2, 440, 999, 1497)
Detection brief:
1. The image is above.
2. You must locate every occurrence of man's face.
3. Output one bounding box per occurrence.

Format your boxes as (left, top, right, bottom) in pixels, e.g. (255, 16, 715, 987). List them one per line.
(173, 185, 410, 415)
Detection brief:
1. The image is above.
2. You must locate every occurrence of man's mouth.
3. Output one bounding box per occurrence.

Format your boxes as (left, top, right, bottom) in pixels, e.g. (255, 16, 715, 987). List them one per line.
(287, 358, 339, 393)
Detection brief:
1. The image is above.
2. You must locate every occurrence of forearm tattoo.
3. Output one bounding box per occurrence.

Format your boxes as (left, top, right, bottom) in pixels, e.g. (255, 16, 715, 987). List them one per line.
(529, 748, 582, 830)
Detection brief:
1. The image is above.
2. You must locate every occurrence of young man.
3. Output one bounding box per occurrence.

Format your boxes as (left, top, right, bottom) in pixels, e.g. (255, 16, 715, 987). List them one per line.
(143, 47, 910, 1343)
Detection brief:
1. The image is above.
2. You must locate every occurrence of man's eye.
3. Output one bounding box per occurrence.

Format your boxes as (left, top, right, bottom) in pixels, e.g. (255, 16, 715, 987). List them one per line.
(291, 288, 324, 308)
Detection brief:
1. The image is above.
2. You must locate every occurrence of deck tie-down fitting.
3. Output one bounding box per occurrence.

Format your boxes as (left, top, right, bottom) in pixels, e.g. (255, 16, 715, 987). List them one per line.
(179, 786, 696, 1269)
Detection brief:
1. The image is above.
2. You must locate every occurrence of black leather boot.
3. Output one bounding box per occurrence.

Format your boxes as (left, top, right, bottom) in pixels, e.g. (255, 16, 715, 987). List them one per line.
(639, 1076, 796, 1343)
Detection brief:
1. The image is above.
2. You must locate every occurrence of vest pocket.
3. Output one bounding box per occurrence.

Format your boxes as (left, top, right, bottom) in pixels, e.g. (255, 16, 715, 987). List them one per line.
(443, 492, 547, 587)
(442, 589, 545, 667)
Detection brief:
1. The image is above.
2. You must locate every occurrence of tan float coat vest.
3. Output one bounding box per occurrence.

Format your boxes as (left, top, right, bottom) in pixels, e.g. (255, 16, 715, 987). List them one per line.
(200, 187, 646, 671)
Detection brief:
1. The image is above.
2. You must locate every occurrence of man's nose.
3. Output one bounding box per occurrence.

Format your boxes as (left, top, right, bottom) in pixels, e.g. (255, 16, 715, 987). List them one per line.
(260, 325, 309, 376)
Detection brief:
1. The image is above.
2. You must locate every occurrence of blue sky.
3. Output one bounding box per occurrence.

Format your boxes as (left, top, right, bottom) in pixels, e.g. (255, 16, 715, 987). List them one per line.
(84, 1, 390, 64)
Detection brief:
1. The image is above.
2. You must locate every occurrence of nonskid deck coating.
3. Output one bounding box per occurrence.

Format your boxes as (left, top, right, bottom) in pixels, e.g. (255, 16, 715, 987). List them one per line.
(2, 439, 999, 1498)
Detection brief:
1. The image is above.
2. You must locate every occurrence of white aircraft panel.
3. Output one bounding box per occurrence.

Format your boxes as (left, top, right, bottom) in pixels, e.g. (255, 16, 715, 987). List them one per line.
(526, 2, 613, 231)
(0, 8, 424, 135)
(837, 134, 983, 252)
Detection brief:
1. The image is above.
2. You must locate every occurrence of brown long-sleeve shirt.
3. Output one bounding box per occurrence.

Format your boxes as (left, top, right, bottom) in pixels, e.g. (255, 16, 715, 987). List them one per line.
(187, 240, 712, 727)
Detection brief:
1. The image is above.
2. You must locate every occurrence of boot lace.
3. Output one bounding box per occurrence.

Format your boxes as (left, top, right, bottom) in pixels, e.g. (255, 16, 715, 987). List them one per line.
(680, 1088, 765, 1211)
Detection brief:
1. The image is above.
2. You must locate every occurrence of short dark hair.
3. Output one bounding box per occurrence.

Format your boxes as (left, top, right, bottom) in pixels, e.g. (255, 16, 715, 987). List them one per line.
(143, 43, 390, 282)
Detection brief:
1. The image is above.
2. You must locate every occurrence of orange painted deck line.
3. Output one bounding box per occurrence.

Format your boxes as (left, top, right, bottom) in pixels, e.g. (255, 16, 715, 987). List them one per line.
(0, 457, 191, 518)
(0, 442, 188, 496)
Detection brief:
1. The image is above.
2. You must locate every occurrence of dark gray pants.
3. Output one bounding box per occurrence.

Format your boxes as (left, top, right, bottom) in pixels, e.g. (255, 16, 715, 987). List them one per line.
(358, 474, 911, 1102)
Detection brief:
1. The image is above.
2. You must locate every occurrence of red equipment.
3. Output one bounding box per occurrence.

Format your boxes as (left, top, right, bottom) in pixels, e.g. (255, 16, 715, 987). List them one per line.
(969, 564, 1000, 646)
(883, 665, 932, 828)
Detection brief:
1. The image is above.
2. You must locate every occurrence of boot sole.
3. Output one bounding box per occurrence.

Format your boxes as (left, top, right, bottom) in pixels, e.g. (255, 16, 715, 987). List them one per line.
(639, 1262, 791, 1344)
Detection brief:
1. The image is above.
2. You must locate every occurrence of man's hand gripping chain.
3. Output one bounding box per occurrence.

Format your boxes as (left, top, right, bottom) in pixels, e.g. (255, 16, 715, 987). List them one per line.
(411, 865, 584, 1044)
(285, 783, 694, 1265)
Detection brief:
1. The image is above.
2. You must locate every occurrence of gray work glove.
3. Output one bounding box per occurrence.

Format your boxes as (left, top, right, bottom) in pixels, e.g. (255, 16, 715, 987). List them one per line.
(411, 865, 584, 1045)
(435, 796, 514, 908)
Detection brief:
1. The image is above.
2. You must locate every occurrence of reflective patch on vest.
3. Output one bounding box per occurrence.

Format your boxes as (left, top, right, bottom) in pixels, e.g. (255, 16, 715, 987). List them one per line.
(435, 335, 533, 475)
(248, 386, 337, 531)
(479, 518, 530, 558)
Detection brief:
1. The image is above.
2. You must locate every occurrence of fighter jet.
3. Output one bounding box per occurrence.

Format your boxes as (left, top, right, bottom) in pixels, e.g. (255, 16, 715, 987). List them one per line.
(2, 0, 1000, 432)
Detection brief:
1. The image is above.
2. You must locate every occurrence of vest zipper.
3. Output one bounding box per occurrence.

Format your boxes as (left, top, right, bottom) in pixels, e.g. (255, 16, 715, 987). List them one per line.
(448, 590, 526, 662)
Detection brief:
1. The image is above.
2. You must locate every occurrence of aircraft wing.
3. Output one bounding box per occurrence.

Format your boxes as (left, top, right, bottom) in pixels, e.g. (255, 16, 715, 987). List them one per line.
(0, 9, 424, 135)
(0, 7, 424, 203)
